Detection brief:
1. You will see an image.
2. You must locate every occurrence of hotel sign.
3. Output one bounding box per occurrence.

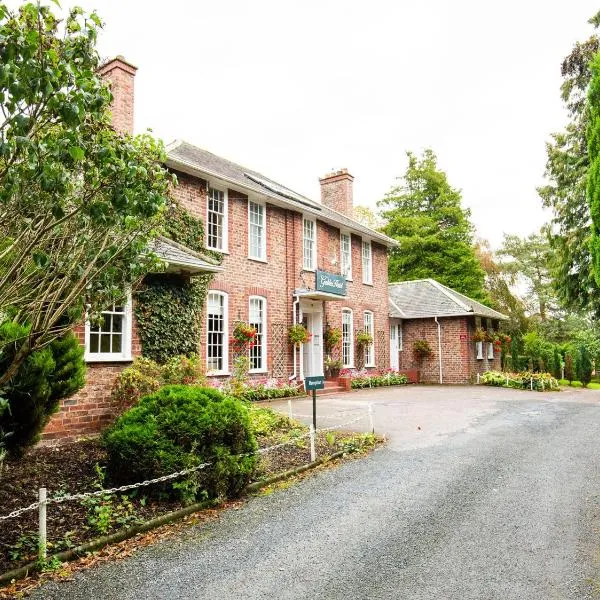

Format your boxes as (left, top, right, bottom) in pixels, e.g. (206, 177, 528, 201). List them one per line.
(315, 270, 347, 296)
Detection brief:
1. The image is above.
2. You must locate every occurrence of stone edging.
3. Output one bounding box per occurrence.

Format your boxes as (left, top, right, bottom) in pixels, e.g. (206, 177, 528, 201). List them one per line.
(0, 450, 346, 586)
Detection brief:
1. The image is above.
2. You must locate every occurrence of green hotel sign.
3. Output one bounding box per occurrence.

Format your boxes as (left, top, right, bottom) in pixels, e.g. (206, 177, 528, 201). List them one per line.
(316, 270, 347, 296)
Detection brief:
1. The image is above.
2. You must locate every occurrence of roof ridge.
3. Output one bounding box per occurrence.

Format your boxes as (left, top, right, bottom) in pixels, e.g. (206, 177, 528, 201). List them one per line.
(427, 279, 472, 312)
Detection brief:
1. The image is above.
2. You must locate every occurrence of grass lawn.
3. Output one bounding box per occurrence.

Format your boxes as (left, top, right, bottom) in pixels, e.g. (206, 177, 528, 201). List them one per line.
(558, 379, 600, 389)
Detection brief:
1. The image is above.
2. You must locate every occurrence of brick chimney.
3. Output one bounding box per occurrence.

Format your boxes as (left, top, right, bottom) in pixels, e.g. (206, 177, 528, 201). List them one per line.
(319, 169, 354, 217)
(97, 56, 137, 135)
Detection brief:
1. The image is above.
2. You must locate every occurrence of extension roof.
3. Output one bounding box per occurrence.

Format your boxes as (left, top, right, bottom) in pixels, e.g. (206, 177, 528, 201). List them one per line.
(388, 279, 508, 321)
(165, 140, 397, 248)
(148, 236, 223, 275)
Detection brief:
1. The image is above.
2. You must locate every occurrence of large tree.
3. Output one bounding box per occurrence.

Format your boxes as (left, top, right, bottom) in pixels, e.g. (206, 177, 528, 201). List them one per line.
(378, 149, 487, 302)
(474, 239, 529, 334)
(538, 11, 600, 314)
(496, 229, 558, 322)
(0, 2, 171, 386)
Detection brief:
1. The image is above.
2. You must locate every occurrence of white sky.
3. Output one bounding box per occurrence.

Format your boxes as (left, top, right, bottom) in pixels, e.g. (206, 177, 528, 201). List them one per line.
(53, 1, 600, 247)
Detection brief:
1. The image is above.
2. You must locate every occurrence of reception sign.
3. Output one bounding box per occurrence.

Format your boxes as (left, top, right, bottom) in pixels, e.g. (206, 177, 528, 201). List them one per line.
(315, 270, 347, 296)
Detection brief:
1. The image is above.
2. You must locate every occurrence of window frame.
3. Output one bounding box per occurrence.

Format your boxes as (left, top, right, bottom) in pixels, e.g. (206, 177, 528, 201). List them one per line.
(248, 200, 266, 261)
(84, 295, 133, 363)
(341, 308, 354, 368)
(302, 217, 317, 271)
(206, 186, 228, 252)
(340, 231, 352, 280)
(248, 295, 267, 373)
(363, 310, 375, 367)
(361, 240, 373, 285)
(206, 290, 229, 375)
(398, 321, 403, 351)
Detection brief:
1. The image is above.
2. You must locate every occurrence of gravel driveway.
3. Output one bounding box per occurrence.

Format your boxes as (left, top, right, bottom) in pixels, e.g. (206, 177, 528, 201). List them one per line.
(33, 385, 600, 599)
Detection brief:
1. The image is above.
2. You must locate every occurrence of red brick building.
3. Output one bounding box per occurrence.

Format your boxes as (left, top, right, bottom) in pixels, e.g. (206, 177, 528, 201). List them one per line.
(389, 279, 507, 384)
(43, 57, 397, 440)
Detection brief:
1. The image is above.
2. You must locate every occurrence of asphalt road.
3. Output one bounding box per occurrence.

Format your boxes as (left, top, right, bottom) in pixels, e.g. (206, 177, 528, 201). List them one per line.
(33, 387, 600, 599)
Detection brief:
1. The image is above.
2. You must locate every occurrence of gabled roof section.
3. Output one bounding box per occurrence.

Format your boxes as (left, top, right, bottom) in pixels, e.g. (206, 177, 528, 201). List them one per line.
(165, 140, 397, 248)
(388, 279, 508, 321)
(148, 236, 223, 275)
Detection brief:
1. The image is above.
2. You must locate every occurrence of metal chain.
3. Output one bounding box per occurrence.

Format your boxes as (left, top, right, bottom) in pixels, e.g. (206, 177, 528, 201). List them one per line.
(0, 410, 369, 521)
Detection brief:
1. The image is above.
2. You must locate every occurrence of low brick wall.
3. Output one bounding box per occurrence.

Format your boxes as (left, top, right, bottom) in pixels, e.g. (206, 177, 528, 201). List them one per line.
(42, 363, 129, 442)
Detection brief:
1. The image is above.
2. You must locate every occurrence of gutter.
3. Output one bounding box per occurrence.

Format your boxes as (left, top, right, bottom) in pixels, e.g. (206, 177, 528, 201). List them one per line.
(434, 316, 443, 384)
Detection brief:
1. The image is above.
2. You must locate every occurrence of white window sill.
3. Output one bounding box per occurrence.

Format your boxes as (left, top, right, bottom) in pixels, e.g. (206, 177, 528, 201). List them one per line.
(85, 354, 132, 363)
(345, 277, 353, 282)
(365, 363, 376, 368)
(249, 369, 268, 374)
(248, 256, 268, 264)
(303, 267, 316, 273)
(342, 365, 355, 370)
(206, 247, 229, 255)
(207, 371, 230, 377)
(362, 281, 374, 286)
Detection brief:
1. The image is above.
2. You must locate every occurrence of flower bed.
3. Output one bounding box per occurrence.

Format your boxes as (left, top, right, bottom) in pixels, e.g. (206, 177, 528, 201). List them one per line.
(207, 377, 304, 402)
(340, 369, 408, 389)
(480, 370, 560, 391)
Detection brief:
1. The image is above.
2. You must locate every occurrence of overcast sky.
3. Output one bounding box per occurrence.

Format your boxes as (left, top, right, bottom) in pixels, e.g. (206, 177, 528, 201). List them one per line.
(54, 1, 600, 247)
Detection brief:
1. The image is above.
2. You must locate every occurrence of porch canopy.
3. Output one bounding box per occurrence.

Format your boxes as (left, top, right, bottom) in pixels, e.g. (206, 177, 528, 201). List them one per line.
(148, 236, 224, 276)
(293, 288, 346, 302)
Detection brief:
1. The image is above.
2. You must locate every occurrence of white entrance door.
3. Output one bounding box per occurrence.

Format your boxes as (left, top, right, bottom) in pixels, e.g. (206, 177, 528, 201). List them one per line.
(390, 322, 399, 370)
(300, 302, 324, 378)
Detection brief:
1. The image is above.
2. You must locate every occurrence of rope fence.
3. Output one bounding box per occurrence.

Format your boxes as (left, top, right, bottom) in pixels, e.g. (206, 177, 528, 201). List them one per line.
(476, 372, 560, 391)
(0, 405, 374, 562)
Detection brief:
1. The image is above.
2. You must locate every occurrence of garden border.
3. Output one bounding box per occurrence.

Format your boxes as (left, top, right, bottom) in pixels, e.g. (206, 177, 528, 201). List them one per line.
(0, 450, 348, 586)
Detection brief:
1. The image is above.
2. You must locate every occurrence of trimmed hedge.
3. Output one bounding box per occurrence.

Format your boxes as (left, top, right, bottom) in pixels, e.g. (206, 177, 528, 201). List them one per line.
(103, 386, 257, 503)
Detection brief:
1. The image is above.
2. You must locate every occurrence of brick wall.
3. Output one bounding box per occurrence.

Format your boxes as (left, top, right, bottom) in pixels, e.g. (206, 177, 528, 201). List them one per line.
(97, 57, 137, 135)
(41, 312, 142, 442)
(398, 316, 501, 384)
(319, 169, 354, 217)
(172, 170, 391, 378)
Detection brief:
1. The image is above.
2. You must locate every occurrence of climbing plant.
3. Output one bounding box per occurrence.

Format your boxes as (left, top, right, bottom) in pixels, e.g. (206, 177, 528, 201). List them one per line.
(134, 200, 222, 363)
(134, 274, 213, 364)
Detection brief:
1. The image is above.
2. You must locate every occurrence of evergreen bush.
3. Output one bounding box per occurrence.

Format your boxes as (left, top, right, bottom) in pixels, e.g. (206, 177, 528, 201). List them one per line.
(565, 352, 576, 384)
(103, 386, 257, 502)
(0, 331, 85, 453)
(577, 345, 593, 387)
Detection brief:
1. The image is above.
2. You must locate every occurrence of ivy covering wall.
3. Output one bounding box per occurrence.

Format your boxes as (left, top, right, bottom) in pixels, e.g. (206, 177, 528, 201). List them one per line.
(133, 200, 222, 364)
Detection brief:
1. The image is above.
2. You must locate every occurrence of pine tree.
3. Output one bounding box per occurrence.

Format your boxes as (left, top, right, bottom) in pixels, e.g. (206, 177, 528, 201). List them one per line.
(0, 332, 85, 453)
(379, 150, 488, 303)
(565, 352, 576, 384)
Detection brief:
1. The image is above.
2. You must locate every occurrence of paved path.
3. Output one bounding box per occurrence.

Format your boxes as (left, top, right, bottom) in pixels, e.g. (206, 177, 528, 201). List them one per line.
(33, 386, 600, 599)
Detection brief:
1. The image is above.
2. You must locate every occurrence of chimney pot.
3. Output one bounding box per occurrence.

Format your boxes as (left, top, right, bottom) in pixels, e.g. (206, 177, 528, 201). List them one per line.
(319, 168, 354, 216)
(97, 56, 137, 135)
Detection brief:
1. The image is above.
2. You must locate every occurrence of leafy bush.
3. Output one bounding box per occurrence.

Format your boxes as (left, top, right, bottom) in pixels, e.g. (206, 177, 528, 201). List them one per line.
(214, 377, 303, 402)
(0, 331, 85, 453)
(248, 406, 293, 437)
(577, 345, 593, 387)
(480, 370, 559, 391)
(112, 354, 205, 407)
(342, 369, 408, 389)
(103, 386, 257, 502)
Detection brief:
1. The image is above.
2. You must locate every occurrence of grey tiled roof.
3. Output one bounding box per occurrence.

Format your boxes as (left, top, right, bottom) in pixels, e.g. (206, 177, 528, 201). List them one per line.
(148, 236, 223, 274)
(388, 279, 508, 320)
(165, 140, 397, 248)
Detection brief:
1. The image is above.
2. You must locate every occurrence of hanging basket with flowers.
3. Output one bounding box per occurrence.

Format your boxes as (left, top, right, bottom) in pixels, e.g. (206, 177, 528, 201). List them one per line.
(230, 322, 258, 354)
(472, 327, 486, 342)
(413, 339, 433, 359)
(288, 323, 311, 346)
(355, 331, 373, 347)
(324, 326, 342, 351)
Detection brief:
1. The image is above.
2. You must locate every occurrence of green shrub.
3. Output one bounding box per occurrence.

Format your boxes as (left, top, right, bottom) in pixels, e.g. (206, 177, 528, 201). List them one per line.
(577, 345, 593, 387)
(480, 370, 559, 391)
(112, 354, 205, 407)
(565, 353, 576, 384)
(103, 385, 257, 502)
(0, 331, 85, 453)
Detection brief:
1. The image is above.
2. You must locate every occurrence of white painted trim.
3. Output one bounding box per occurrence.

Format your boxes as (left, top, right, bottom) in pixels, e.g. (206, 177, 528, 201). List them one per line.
(206, 290, 229, 375)
(302, 216, 317, 272)
(361, 240, 373, 285)
(248, 295, 267, 373)
(247, 199, 266, 261)
(427, 279, 473, 312)
(84, 294, 133, 363)
(206, 186, 228, 253)
(363, 310, 375, 367)
(341, 307, 354, 368)
(340, 230, 352, 280)
(389, 297, 408, 319)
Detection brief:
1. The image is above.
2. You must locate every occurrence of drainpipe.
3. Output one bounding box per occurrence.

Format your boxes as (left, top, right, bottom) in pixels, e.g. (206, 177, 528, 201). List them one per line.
(434, 316, 443, 384)
(290, 296, 300, 381)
